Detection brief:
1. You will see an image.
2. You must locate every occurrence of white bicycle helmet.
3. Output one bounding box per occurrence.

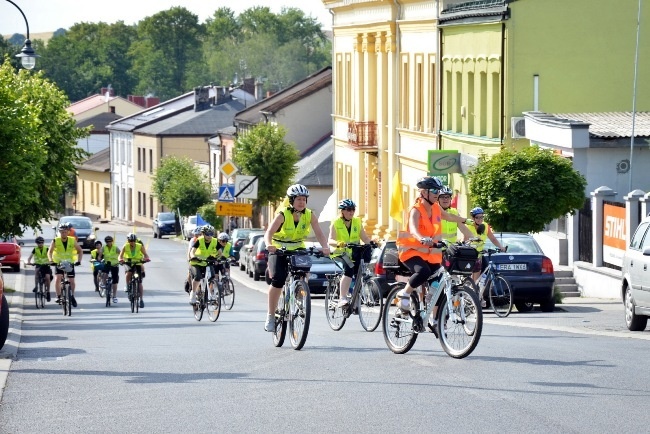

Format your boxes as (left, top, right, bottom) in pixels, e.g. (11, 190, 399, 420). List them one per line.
(217, 232, 230, 242)
(286, 184, 309, 198)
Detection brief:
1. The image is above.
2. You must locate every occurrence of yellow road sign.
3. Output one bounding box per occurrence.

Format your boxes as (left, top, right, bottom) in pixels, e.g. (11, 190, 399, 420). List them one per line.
(215, 202, 253, 217)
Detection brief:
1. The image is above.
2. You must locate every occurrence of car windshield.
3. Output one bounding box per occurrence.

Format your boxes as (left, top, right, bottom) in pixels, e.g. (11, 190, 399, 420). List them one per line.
(159, 212, 175, 221)
(63, 219, 92, 229)
(485, 235, 542, 254)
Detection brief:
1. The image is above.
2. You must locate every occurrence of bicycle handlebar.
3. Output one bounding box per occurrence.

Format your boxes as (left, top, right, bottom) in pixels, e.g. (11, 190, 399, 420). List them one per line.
(119, 258, 150, 265)
(270, 247, 325, 258)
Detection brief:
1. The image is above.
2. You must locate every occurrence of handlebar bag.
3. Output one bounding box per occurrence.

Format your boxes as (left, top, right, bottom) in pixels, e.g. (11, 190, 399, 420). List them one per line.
(444, 244, 478, 275)
(290, 254, 312, 272)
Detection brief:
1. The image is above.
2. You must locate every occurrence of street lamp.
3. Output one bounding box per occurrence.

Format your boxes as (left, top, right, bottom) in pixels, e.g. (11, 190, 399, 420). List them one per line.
(4, 0, 40, 70)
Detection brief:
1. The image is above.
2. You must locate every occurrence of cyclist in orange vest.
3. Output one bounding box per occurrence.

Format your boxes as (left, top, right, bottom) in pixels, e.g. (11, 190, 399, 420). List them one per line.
(396, 177, 470, 313)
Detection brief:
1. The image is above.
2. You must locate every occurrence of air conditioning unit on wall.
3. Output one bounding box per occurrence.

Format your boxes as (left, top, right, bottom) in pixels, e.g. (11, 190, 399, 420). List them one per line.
(511, 117, 526, 139)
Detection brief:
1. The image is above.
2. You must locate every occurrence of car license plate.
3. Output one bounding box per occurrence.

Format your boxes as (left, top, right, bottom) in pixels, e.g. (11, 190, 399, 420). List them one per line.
(498, 264, 527, 271)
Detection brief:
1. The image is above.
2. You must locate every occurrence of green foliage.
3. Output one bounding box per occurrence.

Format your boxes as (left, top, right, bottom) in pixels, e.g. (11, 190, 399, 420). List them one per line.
(233, 124, 300, 226)
(554, 286, 564, 305)
(151, 156, 212, 217)
(0, 60, 89, 236)
(467, 146, 587, 233)
(197, 203, 222, 231)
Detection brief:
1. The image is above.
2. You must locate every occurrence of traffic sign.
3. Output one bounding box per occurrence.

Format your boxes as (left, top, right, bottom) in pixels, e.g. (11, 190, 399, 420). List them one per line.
(215, 202, 253, 217)
(235, 175, 258, 199)
(218, 185, 235, 202)
(219, 159, 239, 178)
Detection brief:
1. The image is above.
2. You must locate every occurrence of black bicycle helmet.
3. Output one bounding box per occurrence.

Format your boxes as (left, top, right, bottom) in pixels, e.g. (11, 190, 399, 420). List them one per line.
(416, 176, 443, 191)
(338, 199, 356, 210)
(35, 236, 45, 243)
(201, 225, 215, 236)
(104, 236, 113, 243)
(126, 233, 138, 242)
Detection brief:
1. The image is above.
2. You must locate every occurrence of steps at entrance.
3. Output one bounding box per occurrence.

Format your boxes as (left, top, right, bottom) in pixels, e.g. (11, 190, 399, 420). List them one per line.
(555, 267, 581, 297)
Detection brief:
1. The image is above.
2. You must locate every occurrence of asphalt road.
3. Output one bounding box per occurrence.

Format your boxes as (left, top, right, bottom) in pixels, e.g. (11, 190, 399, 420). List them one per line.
(1, 223, 650, 432)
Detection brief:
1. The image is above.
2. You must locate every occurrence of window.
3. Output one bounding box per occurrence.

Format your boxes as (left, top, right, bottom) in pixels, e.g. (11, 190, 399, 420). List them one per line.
(631, 222, 649, 249)
(479, 72, 487, 136)
(400, 55, 409, 128)
(467, 71, 475, 135)
(90, 181, 94, 205)
(143, 193, 146, 216)
(137, 192, 141, 215)
(149, 196, 154, 219)
(428, 58, 436, 133)
(149, 149, 153, 173)
(414, 55, 424, 131)
(137, 147, 141, 171)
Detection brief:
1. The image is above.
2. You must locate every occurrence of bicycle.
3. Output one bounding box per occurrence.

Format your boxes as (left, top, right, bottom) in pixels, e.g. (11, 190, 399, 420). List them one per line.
(271, 247, 323, 350)
(325, 243, 384, 332)
(121, 258, 148, 314)
(381, 240, 483, 358)
(95, 260, 116, 308)
(477, 246, 513, 317)
(53, 261, 74, 317)
(27, 263, 48, 309)
(189, 256, 222, 322)
(214, 258, 235, 311)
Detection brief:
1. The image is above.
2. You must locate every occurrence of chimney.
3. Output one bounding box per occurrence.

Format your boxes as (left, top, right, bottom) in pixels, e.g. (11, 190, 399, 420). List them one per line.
(194, 86, 211, 112)
(145, 96, 160, 108)
(255, 80, 264, 101)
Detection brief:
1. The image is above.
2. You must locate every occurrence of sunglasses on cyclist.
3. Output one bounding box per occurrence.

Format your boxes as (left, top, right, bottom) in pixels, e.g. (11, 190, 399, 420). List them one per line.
(342, 208, 355, 212)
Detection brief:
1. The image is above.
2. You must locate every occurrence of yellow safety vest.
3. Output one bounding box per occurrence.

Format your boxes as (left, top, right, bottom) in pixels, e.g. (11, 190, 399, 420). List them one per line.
(91, 249, 99, 271)
(216, 242, 232, 259)
(272, 208, 312, 250)
(102, 245, 119, 265)
(441, 207, 460, 243)
(331, 217, 361, 258)
(190, 236, 217, 266)
(122, 242, 144, 261)
(52, 237, 78, 263)
(467, 222, 490, 253)
(33, 246, 49, 265)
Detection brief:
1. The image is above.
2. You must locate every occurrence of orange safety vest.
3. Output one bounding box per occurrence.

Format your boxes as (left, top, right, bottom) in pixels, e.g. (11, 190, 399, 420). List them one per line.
(397, 200, 443, 263)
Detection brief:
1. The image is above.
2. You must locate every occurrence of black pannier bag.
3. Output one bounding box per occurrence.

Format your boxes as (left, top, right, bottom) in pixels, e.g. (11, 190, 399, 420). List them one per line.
(290, 253, 312, 271)
(443, 243, 479, 275)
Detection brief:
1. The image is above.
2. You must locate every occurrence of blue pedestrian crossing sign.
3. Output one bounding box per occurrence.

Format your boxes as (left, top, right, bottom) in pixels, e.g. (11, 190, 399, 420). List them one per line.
(218, 185, 235, 202)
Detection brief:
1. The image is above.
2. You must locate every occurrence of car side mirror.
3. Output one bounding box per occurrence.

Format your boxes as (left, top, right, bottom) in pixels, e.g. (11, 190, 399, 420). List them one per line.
(643, 247, 650, 256)
(94, 227, 99, 231)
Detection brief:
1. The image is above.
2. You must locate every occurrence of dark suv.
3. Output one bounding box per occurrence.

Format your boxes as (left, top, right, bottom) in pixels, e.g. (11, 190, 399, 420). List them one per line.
(153, 212, 178, 238)
(366, 240, 398, 297)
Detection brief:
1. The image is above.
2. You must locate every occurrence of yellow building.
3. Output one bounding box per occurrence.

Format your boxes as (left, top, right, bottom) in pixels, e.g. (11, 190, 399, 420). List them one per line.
(324, 0, 443, 239)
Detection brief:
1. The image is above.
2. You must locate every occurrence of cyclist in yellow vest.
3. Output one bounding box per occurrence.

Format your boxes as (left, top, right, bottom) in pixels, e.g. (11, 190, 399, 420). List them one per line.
(27, 236, 52, 302)
(90, 240, 104, 293)
(118, 232, 150, 308)
(396, 177, 469, 315)
(466, 207, 504, 284)
(327, 199, 374, 307)
(99, 235, 121, 304)
(188, 225, 218, 304)
(263, 184, 331, 332)
(214, 232, 234, 277)
(47, 222, 83, 306)
(439, 186, 472, 243)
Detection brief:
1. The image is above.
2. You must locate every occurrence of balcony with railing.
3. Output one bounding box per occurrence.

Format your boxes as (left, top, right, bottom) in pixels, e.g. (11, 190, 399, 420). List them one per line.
(347, 121, 377, 151)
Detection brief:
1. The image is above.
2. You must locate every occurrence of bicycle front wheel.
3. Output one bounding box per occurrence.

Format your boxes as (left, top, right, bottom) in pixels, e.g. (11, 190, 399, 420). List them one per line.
(105, 279, 112, 307)
(221, 277, 235, 310)
(488, 275, 513, 318)
(63, 284, 71, 317)
(359, 278, 383, 332)
(194, 287, 205, 321)
(273, 287, 288, 347)
(437, 287, 482, 358)
(98, 274, 106, 298)
(289, 280, 311, 350)
(207, 280, 221, 322)
(35, 280, 45, 309)
(129, 282, 136, 313)
(382, 284, 418, 354)
(325, 276, 346, 331)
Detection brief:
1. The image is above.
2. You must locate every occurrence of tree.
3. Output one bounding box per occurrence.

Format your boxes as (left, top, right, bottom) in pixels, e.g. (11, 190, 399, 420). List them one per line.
(197, 203, 222, 231)
(467, 146, 587, 233)
(151, 156, 212, 217)
(0, 60, 89, 236)
(232, 123, 300, 227)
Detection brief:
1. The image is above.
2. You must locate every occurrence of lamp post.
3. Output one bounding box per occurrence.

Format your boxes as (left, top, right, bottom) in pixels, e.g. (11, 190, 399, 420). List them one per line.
(4, 0, 39, 70)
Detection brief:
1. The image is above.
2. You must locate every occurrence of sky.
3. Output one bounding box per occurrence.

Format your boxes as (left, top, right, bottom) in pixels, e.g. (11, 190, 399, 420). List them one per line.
(1, 0, 332, 35)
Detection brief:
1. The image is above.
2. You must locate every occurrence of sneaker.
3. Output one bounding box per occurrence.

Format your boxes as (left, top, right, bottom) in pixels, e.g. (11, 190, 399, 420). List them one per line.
(189, 292, 197, 305)
(95, 287, 99, 292)
(429, 320, 439, 338)
(70, 294, 77, 308)
(113, 297, 118, 304)
(184, 281, 190, 294)
(337, 297, 350, 308)
(397, 292, 411, 312)
(55, 296, 62, 305)
(264, 315, 275, 332)
(46, 291, 51, 302)
(33, 286, 37, 293)
(481, 299, 487, 308)
(139, 299, 144, 308)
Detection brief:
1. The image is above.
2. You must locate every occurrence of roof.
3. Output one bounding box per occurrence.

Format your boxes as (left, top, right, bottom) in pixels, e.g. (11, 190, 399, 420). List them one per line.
(235, 67, 332, 126)
(76, 112, 123, 132)
(107, 91, 195, 132)
(439, 0, 509, 23)
(67, 94, 141, 116)
(294, 137, 333, 187)
(78, 148, 110, 172)
(136, 98, 246, 136)
(552, 112, 650, 138)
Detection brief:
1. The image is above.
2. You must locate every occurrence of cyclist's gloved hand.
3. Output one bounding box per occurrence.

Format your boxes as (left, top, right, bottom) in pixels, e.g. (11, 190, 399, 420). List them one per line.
(420, 237, 434, 246)
(336, 241, 346, 248)
(369, 241, 378, 249)
(74, 261, 81, 266)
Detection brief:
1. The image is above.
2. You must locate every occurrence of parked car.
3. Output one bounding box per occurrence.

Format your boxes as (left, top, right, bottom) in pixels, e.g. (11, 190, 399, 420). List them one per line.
(230, 228, 264, 264)
(366, 240, 398, 297)
(622, 216, 650, 331)
(241, 233, 265, 274)
(0, 267, 8, 350)
(0, 236, 22, 272)
(249, 237, 269, 281)
(183, 215, 198, 240)
(153, 212, 178, 238)
(298, 242, 340, 294)
(483, 233, 556, 312)
(56, 216, 99, 251)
